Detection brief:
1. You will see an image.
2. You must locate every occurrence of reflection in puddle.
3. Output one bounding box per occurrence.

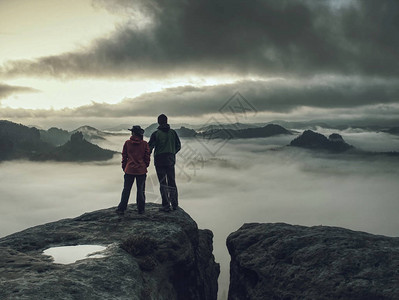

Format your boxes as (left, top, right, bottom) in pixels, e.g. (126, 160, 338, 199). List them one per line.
(43, 245, 107, 264)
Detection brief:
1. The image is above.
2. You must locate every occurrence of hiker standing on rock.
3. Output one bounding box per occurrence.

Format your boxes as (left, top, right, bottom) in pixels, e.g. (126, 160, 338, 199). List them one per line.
(116, 125, 150, 215)
(149, 114, 181, 212)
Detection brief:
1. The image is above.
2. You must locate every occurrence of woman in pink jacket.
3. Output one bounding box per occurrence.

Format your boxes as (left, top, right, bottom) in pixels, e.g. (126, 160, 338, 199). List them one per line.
(116, 125, 150, 215)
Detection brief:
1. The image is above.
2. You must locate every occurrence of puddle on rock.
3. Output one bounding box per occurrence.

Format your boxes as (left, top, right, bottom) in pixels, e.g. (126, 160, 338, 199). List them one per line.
(43, 245, 107, 264)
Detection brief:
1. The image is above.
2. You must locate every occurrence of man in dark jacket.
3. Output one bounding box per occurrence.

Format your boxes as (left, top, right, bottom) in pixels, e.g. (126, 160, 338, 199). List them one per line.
(149, 114, 181, 212)
(116, 125, 150, 215)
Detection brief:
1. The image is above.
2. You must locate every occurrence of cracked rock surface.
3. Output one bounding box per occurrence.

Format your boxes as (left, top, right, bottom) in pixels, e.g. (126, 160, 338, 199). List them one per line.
(227, 223, 399, 300)
(0, 203, 219, 300)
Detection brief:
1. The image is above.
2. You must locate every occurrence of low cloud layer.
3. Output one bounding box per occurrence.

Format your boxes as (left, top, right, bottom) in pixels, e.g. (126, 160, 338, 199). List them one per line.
(1, 78, 398, 128)
(1, 134, 399, 296)
(1, 0, 399, 80)
(0, 82, 39, 100)
(107, 77, 399, 116)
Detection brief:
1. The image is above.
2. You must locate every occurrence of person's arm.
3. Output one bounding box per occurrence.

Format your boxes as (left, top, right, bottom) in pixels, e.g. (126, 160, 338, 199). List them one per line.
(144, 142, 150, 167)
(175, 131, 181, 154)
(148, 131, 157, 154)
(121, 142, 128, 171)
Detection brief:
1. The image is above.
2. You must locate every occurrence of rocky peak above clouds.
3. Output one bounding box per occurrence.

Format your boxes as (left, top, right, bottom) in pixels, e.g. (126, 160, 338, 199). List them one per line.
(290, 130, 353, 152)
(0, 203, 220, 300)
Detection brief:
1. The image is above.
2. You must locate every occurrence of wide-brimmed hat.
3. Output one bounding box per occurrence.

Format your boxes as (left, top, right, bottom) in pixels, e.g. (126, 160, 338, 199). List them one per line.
(128, 125, 144, 136)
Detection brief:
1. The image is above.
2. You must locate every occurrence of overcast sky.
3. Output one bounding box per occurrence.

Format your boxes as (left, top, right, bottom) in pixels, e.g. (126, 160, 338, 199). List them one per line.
(0, 0, 398, 129)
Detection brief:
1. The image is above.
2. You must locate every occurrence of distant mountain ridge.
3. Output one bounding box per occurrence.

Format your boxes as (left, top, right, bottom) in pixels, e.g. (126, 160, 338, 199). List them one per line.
(71, 126, 107, 141)
(144, 123, 292, 139)
(198, 124, 292, 139)
(3, 120, 397, 161)
(40, 125, 126, 147)
(290, 130, 353, 152)
(39, 127, 70, 146)
(0, 120, 50, 161)
(144, 123, 159, 137)
(35, 132, 115, 161)
(270, 119, 399, 131)
(288, 130, 399, 156)
(144, 123, 197, 138)
(0, 120, 115, 162)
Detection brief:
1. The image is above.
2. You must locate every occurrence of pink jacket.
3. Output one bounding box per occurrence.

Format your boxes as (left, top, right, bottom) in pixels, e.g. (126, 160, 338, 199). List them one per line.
(121, 136, 150, 175)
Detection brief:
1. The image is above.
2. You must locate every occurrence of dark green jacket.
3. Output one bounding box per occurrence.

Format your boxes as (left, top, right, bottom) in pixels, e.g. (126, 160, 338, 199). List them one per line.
(148, 124, 181, 166)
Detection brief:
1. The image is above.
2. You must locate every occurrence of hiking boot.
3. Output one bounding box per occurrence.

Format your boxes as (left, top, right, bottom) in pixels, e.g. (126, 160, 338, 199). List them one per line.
(172, 206, 178, 211)
(159, 206, 171, 212)
(138, 210, 145, 214)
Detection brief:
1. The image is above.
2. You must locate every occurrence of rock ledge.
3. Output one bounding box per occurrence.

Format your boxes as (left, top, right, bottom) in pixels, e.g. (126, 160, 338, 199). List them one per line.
(0, 203, 219, 300)
(227, 223, 399, 300)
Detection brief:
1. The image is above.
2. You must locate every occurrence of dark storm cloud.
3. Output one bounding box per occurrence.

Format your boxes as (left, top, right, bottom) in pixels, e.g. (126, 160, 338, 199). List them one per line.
(69, 78, 399, 117)
(0, 82, 39, 100)
(1, 0, 399, 79)
(1, 78, 398, 123)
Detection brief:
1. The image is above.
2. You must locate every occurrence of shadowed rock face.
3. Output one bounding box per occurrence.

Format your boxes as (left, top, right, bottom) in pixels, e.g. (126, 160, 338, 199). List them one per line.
(0, 203, 219, 300)
(227, 223, 399, 300)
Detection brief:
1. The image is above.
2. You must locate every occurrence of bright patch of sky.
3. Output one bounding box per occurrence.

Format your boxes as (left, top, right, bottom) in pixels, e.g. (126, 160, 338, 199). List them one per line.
(1, 75, 257, 110)
(0, 0, 121, 62)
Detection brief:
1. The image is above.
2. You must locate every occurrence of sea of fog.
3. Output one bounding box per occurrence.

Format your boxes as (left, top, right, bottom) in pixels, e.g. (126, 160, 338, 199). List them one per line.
(1, 129, 399, 299)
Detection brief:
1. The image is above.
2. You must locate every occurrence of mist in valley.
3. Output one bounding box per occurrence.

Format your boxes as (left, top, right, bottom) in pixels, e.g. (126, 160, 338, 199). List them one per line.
(1, 129, 399, 297)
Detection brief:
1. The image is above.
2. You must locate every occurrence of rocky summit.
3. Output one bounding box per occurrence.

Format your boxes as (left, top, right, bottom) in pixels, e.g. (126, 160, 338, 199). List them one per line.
(227, 223, 399, 300)
(290, 130, 353, 152)
(0, 203, 219, 300)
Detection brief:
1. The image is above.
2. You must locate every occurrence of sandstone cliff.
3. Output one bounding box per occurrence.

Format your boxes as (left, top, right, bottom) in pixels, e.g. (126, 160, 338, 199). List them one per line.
(0, 203, 219, 300)
(227, 223, 399, 300)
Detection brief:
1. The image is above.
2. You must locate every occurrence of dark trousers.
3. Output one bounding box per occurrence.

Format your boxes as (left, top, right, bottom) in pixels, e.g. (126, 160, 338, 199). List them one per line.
(156, 165, 178, 208)
(118, 174, 146, 212)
